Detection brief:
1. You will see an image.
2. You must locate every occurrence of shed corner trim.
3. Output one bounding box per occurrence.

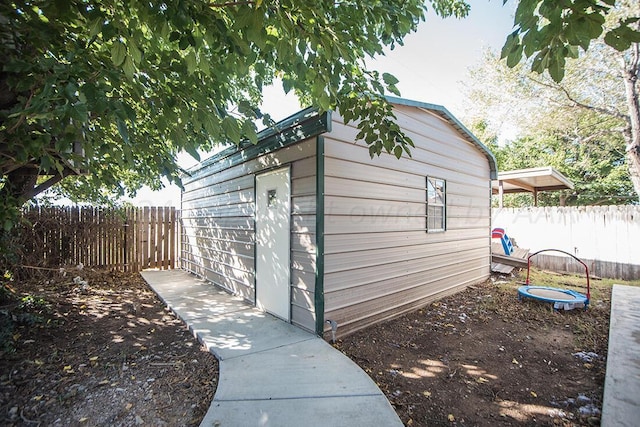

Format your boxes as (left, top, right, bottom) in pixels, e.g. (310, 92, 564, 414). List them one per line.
(314, 135, 326, 336)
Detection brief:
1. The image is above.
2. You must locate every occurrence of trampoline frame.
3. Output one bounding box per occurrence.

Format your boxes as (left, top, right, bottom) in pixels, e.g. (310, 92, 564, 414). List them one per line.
(518, 249, 590, 310)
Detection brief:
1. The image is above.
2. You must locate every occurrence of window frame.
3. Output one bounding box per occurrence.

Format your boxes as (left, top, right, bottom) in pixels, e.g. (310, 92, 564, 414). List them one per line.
(426, 177, 446, 233)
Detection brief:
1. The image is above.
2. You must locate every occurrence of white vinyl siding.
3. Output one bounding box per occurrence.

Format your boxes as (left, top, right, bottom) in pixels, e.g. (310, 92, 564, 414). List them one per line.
(322, 105, 491, 338)
(290, 156, 318, 332)
(181, 139, 318, 332)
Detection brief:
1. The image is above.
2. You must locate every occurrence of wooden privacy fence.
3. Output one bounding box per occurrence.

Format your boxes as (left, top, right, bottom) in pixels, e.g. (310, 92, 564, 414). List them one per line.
(16, 206, 178, 272)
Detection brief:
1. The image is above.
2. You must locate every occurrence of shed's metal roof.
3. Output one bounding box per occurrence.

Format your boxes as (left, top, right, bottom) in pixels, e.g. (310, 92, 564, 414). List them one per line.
(185, 107, 328, 179)
(187, 97, 498, 179)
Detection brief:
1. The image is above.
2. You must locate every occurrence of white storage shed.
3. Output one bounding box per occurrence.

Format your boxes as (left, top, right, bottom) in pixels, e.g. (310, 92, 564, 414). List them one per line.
(180, 97, 497, 338)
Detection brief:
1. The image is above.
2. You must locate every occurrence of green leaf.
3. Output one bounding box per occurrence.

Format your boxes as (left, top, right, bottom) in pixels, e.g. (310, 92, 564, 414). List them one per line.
(382, 72, 399, 86)
(122, 56, 135, 79)
(70, 103, 88, 122)
(129, 40, 142, 64)
(318, 92, 331, 111)
(111, 41, 126, 67)
(241, 120, 258, 145)
(200, 56, 210, 76)
(64, 82, 77, 100)
(368, 145, 377, 158)
(222, 116, 241, 144)
(117, 119, 130, 144)
(506, 43, 524, 68)
(548, 56, 564, 83)
(387, 84, 401, 97)
(184, 144, 200, 161)
(0, 0, 438, 206)
(566, 45, 579, 59)
(185, 50, 197, 74)
(171, 128, 188, 146)
(501, 31, 519, 60)
(282, 77, 294, 94)
(41, 155, 52, 173)
(393, 145, 403, 159)
(89, 18, 103, 38)
(604, 26, 640, 51)
(102, 22, 116, 40)
(203, 115, 220, 137)
(179, 36, 190, 50)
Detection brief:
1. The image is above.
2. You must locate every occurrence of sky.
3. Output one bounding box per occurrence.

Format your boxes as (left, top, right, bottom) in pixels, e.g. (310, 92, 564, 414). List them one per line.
(130, 0, 517, 207)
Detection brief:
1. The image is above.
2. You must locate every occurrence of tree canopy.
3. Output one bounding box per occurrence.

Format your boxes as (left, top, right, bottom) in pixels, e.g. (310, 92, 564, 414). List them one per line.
(2, 0, 639, 229)
(1, 0, 472, 228)
(464, 44, 637, 206)
(501, 0, 640, 82)
(478, 1, 640, 204)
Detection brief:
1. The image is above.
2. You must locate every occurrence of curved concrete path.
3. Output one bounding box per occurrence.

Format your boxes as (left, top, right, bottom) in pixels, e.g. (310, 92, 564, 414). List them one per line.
(141, 270, 402, 427)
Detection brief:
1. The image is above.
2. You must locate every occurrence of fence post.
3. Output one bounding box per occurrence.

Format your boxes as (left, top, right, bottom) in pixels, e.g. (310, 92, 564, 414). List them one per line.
(170, 208, 177, 269)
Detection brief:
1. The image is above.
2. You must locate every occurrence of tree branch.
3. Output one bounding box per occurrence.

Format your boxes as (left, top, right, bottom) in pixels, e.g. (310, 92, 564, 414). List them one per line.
(6, 90, 35, 133)
(527, 74, 629, 121)
(629, 42, 639, 81)
(209, 1, 255, 7)
(23, 168, 74, 200)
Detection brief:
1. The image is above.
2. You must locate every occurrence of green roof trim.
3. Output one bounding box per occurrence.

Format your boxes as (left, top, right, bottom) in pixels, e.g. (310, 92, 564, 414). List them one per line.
(185, 96, 496, 182)
(386, 96, 498, 179)
(184, 107, 330, 183)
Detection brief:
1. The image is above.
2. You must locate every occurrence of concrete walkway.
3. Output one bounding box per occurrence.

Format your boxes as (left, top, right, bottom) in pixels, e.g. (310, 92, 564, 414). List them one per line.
(601, 285, 640, 427)
(140, 270, 402, 427)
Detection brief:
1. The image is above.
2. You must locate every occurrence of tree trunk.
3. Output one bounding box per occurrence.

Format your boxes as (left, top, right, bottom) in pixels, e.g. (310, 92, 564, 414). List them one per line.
(623, 43, 640, 202)
(628, 142, 640, 201)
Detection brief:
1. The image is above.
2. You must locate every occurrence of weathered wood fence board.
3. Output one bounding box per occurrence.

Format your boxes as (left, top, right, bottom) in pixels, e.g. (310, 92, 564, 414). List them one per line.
(17, 206, 177, 272)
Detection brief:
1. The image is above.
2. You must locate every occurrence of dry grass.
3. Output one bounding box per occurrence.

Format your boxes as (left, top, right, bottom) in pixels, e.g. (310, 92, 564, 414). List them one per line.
(338, 267, 640, 426)
(492, 268, 640, 353)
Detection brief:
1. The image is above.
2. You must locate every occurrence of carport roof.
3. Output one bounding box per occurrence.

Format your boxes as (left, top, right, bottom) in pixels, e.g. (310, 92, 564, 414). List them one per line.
(492, 167, 574, 193)
(492, 167, 574, 206)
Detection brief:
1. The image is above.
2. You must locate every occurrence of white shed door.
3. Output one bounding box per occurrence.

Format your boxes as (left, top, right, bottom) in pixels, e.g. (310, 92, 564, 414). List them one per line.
(255, 167, 291, 321)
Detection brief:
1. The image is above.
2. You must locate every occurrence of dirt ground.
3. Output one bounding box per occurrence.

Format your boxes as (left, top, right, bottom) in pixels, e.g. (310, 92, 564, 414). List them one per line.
(0, 268, 218, 427)
(337, 270, 617, 427)
(0, 267, 630, 426)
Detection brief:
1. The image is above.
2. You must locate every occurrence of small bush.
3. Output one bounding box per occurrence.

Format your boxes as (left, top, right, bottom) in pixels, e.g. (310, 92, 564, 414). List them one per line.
(17, 295, 50, 313)
(0, 271, 16, 304)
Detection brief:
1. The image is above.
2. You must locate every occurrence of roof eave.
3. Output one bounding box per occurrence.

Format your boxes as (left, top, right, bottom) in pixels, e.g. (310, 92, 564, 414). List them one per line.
(185, 107, 330, 180)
